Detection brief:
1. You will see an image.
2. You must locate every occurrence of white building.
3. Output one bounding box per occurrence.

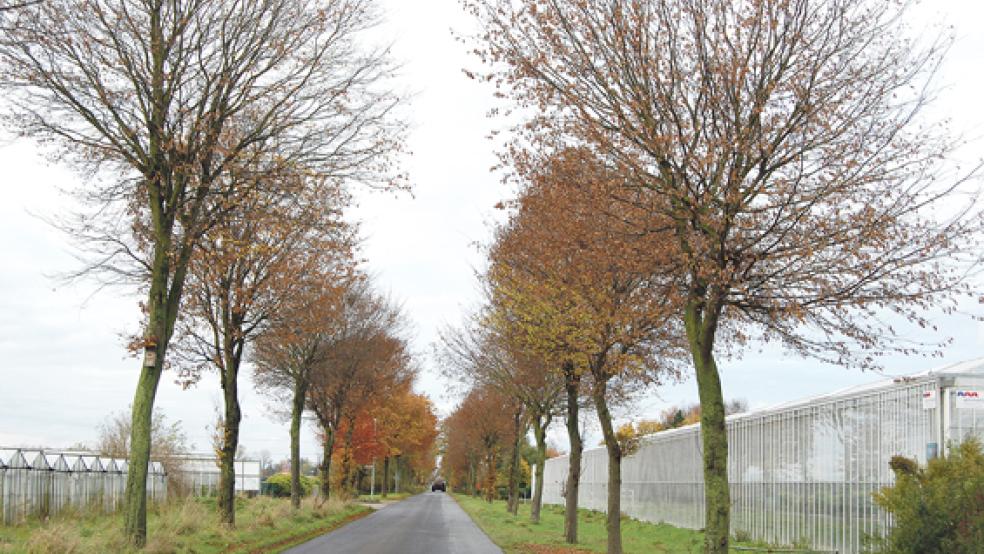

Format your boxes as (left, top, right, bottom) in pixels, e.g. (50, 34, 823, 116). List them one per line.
(173, 455, 261, 496)
(540, 358, 984, 554)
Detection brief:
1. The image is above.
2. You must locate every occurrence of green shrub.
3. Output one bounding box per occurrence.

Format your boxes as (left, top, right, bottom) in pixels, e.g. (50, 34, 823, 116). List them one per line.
(872, 438, 984, 553)
(264, 473, 318, 498)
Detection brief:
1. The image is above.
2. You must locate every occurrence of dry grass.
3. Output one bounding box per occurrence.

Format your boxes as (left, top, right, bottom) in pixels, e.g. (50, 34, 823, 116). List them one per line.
(158, 496, 209, 537)
(0, 494, 369, 554)
(141, 532, 179, 554)
(248, 496, 292, 531)
(21, 522, 82, 554)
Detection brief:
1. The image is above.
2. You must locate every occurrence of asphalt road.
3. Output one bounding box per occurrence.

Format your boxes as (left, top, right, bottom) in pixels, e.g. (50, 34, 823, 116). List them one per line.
(283, 492, 503, 554)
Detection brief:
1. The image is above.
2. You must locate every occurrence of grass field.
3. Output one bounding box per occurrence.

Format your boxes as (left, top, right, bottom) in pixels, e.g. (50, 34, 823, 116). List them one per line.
(0, 495, 370, 554)
(452, 493, 707, 553)
(451, 494, 811, 554)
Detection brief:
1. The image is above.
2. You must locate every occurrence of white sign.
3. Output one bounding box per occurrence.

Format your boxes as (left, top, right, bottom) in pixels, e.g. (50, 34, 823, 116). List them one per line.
(922, 389, 937, 410)
(954, 389, 984, 409)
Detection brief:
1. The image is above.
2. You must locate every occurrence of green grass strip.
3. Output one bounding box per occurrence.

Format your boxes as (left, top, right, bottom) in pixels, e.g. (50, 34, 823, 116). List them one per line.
(451, 493, 706, 553)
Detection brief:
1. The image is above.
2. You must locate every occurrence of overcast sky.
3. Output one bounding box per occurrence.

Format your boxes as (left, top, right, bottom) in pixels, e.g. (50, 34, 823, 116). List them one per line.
(1, 0, 982, 462)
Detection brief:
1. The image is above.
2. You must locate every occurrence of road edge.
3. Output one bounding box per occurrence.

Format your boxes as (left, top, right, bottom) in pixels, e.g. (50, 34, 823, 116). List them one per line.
(255, 505, 372, 554)
(447, 492, 507, 552)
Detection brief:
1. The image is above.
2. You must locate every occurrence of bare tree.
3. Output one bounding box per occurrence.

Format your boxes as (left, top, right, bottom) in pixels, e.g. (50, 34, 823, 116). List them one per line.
(0, 0, 37, 8)
(175, 172, 356, 526)
(0, 0, 40, 21)
(94, 407, 191, 495)
(467, 1, 982, 551)
(0, 0, 404, 544)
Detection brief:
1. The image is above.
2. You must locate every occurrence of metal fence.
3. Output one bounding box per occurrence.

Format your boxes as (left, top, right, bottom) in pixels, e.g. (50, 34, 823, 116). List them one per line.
(540, 358, 984, 554)
(0, 449, 167, 525)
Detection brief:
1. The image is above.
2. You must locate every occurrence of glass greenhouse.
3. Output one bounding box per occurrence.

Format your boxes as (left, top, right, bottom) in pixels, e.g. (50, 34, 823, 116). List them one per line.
(540, 358, 984, 553)
(0, 449, 167, 525)
(173, 455, 261, 497)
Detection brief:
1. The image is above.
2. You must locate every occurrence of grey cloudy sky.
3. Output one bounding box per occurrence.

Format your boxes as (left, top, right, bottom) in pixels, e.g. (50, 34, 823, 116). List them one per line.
(1, 0, 982, 462)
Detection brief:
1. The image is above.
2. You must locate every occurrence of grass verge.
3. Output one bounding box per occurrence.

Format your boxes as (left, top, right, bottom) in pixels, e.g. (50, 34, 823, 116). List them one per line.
(452, 493, 704, 554)
(0, 495, 370, 554)
(451, 494, 796, 554)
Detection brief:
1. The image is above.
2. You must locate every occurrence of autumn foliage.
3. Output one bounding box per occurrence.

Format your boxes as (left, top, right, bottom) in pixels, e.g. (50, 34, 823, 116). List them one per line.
(329, 388, 437, 494)
(465, 1, 983, 552)
(442, 386, 518, 501)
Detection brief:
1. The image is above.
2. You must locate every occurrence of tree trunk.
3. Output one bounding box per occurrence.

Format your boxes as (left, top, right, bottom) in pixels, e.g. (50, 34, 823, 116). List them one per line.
(320, 427, 334, 499)
(395, 454, 401, 493)
(531, 414, 549, 524)
(506, 408, 523, 514)
(469, 460, 477, 497)
(122, 347, 164, 547)
(341, 418, 356, 493)
(123, 230, 186, 544)
(122, 4, 173, 544)
(593, 378, 622, 554)
(484, 450, 497, 503)
(685, 297, 729, 554)
(217, 354, 242, 527)
(563, 364, 582, 544)
(382, 456, 390, 498)
(289, 377, 308, 510)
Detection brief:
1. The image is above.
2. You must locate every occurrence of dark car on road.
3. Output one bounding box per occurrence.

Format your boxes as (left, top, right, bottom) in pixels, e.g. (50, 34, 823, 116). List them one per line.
(431, 479, 446, 492)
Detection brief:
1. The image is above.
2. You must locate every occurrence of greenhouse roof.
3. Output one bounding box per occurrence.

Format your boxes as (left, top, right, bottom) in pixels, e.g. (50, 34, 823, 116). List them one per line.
(0, 449, 27, 469)
(80, 455, 103, 472)
(70, 456, 88, 472)
(615, 357, 984, 451)
(23, 450, 49, 470)
(0, 448, 168, 474)
(747, 357, 984, 416)
(45, 453, 70, 472)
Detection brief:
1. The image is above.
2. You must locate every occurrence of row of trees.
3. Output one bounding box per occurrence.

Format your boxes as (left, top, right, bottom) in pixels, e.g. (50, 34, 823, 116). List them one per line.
(0, 0, 436, 546)
(319, 385, 438, 497)
(441, 148, 688, 550)
(446, 1, 982, 553)
(251, 276, 437, 509)
(440, 384, 539, 510)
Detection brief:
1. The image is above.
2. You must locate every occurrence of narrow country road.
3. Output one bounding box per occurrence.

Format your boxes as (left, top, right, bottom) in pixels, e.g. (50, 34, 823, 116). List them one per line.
(283, 492, 503, 554)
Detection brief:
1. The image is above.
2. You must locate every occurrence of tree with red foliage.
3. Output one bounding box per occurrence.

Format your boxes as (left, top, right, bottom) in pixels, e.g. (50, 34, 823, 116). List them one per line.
(305, 280, 413, 497)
